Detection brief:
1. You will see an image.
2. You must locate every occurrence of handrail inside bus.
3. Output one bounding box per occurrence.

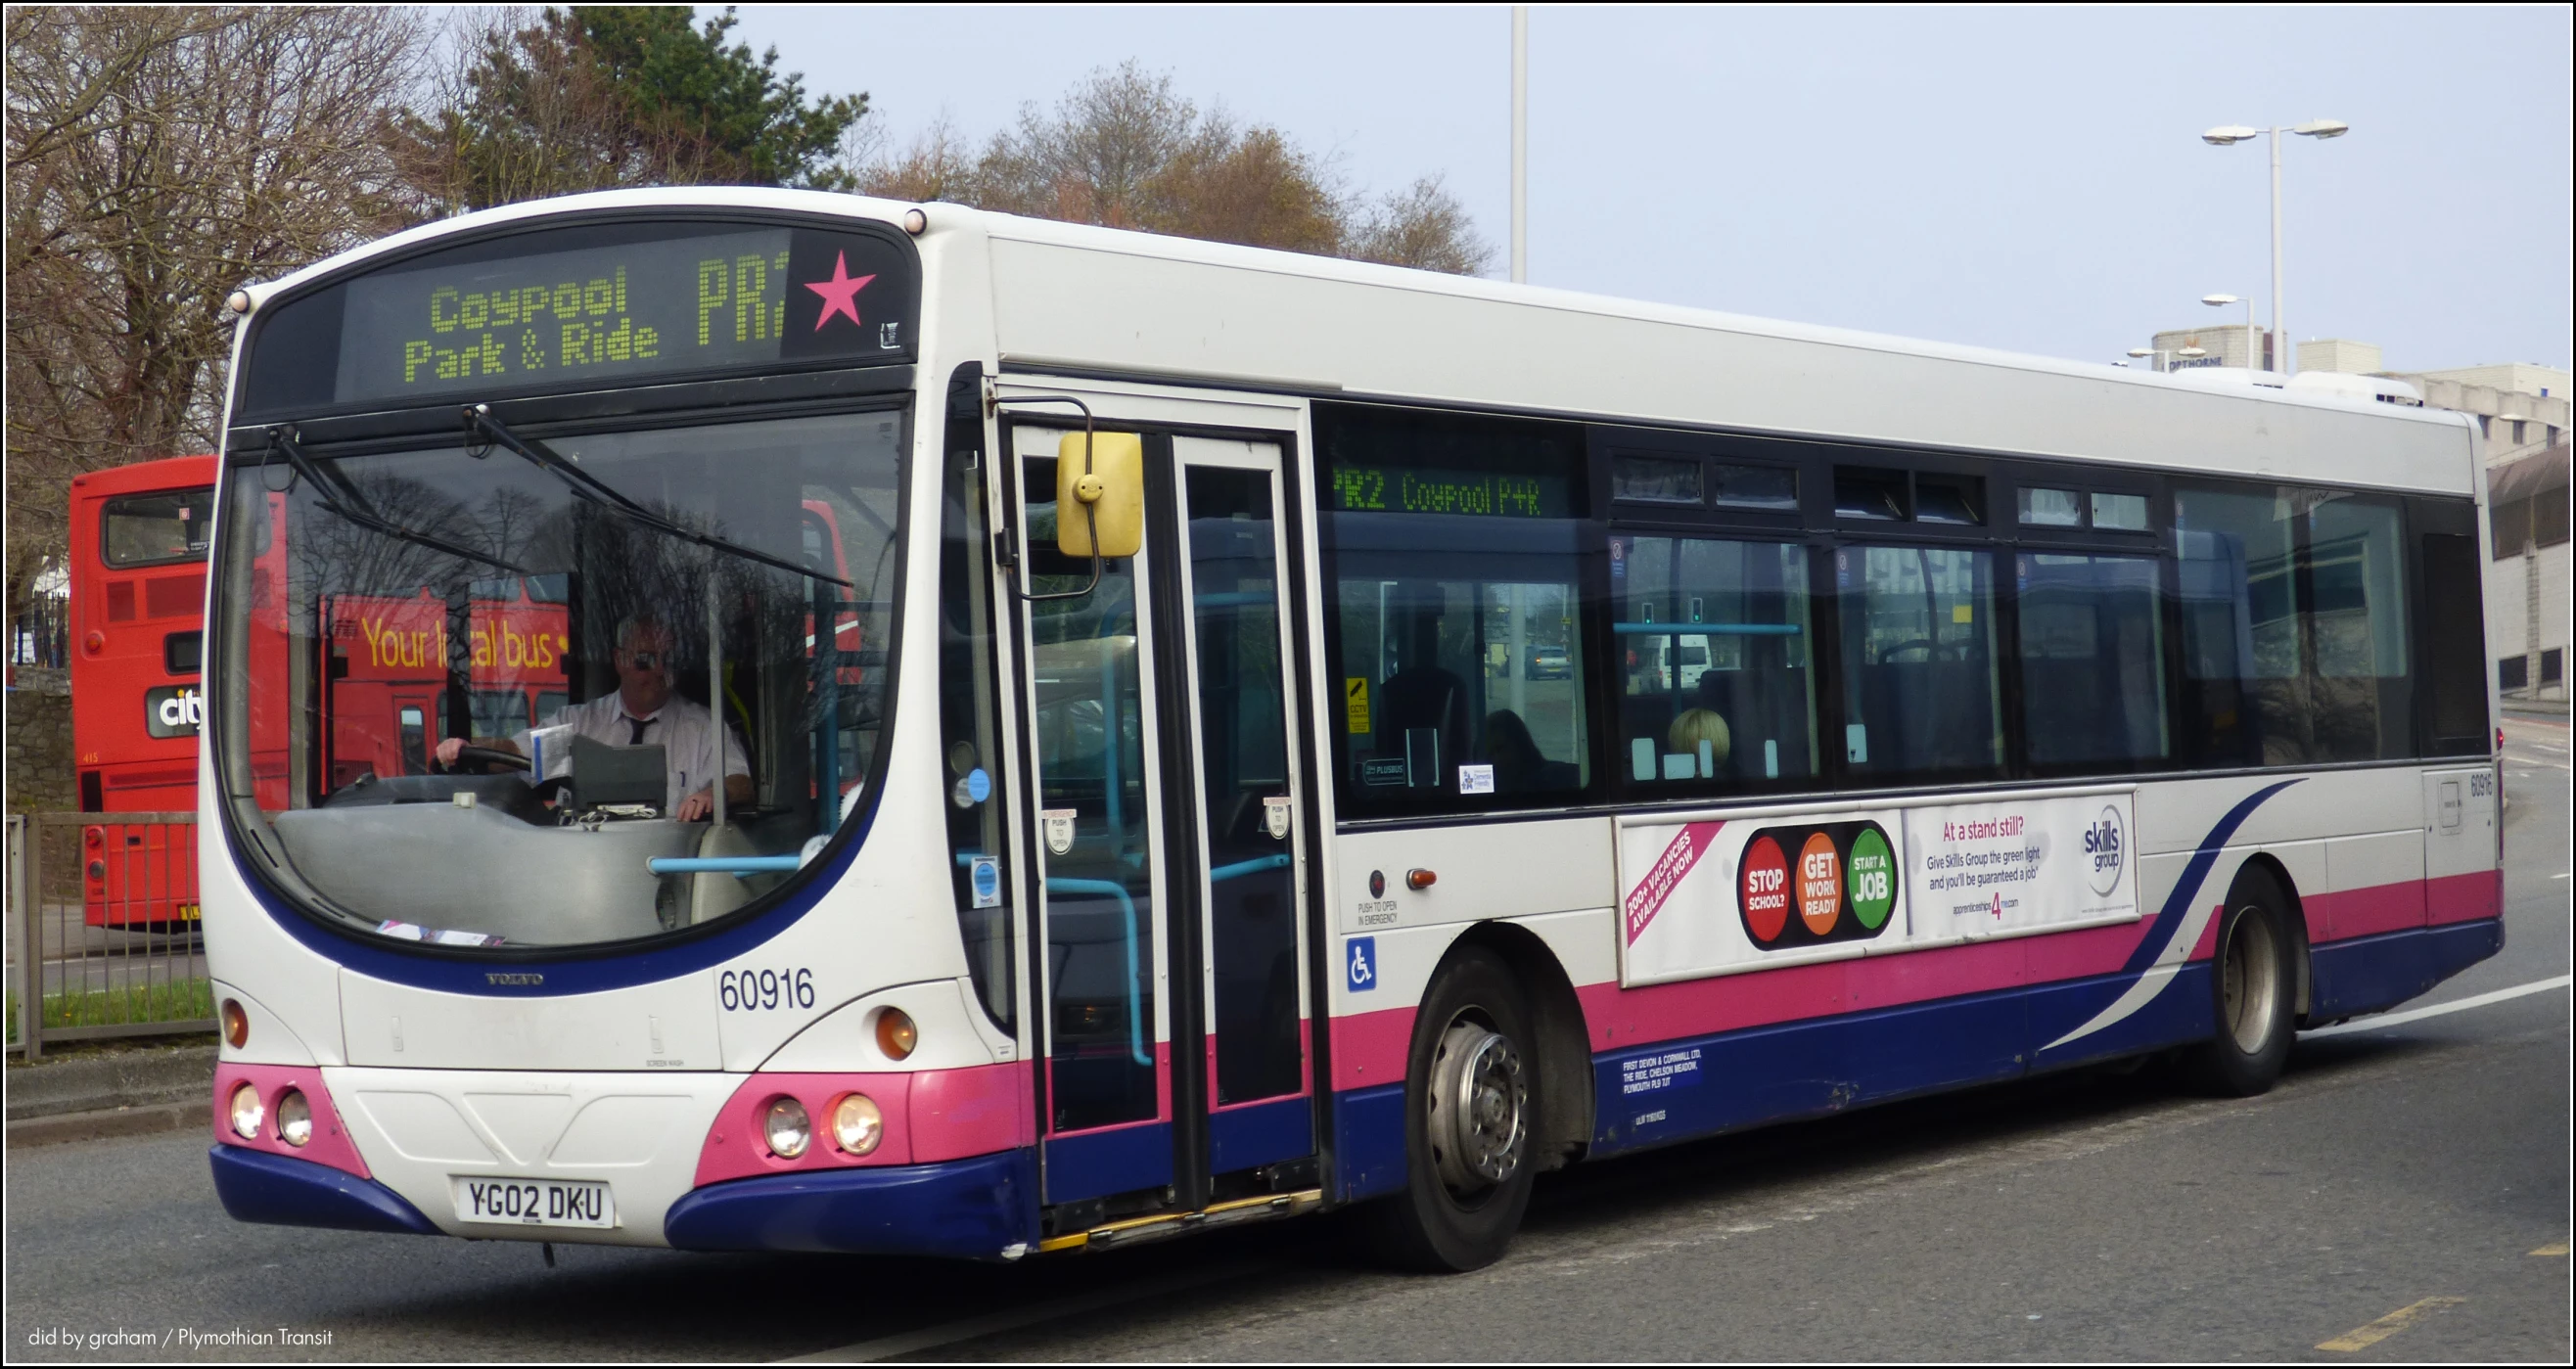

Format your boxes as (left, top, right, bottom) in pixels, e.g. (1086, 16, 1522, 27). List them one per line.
(1208, 853, 1291, 883)
(1041, 877, 1151, 1066)
(1610, 621, 1803, 636)
(646, 855, 804, 877)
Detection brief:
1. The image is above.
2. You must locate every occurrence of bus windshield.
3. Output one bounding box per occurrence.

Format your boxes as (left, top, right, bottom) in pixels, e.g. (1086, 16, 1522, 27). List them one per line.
(212, 409, 904, 949)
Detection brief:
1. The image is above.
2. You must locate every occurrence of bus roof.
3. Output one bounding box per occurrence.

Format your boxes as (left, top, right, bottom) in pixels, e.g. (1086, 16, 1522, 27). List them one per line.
(72, 453, 217, 499)
(236, 188, 2481, 498)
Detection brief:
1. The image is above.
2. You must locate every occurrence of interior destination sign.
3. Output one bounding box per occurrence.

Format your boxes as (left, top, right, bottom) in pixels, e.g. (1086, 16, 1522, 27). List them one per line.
(1328, 464, 1571, 519)
(324, 222, 916, 407)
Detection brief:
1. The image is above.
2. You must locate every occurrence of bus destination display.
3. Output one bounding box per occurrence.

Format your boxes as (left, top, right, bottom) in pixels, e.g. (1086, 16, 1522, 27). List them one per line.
(1328, 464, 1571, 519)
(332, 225, 914, 405)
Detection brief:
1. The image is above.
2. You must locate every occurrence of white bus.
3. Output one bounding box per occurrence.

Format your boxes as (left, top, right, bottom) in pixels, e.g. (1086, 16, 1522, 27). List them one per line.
(201, 190, 2503, 1270)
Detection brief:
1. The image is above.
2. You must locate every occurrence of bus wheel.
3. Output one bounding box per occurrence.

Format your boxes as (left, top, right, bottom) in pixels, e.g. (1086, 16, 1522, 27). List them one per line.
(2178, 876, 2295, 1097)
(1369, 946, 1537, 1272)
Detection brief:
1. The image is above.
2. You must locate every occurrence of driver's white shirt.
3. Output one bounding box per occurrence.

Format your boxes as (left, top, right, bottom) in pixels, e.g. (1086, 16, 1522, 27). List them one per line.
(517, 694, 748, 813)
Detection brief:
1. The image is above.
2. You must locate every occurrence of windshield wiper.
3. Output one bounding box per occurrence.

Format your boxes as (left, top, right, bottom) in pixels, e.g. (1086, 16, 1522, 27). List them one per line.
(265, 428, 530, 574)
(463, 405, 852, 589)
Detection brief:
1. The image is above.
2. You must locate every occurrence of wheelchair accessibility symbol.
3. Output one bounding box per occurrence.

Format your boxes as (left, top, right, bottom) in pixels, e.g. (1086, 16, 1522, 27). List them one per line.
(1346, 936, 1377, 992)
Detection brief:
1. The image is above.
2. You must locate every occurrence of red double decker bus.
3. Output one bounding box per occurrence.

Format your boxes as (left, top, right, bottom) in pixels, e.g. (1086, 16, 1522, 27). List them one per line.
(69, 455, 216, 927)
(316, 578, 573, 792)
(71, 459, 575, 925)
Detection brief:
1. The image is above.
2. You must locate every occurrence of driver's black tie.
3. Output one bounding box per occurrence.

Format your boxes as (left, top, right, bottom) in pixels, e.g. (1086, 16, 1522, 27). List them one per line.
(627, 716, 649, 746)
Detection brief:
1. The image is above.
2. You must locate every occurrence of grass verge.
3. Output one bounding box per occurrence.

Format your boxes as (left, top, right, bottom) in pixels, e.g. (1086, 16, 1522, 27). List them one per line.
(6, 980, 215, 1044)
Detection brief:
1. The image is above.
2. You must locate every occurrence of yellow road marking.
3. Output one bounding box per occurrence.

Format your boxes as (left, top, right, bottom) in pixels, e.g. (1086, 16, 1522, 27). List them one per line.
(2531, 1242, 2569, 1256)
(2317, 1297, 2465, 1352)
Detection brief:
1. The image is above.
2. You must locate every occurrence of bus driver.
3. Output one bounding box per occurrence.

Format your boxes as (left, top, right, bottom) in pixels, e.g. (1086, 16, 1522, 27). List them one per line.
(434, 616, 751, 821)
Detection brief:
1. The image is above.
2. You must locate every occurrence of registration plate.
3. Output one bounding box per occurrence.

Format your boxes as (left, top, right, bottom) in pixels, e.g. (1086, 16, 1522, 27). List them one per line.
(451, 1176, 615, 1229)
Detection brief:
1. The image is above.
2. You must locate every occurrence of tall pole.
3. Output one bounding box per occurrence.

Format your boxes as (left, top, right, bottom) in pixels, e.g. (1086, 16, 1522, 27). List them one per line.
(1511, 5, 1528, 284)
(2269, 126, 2286, 376)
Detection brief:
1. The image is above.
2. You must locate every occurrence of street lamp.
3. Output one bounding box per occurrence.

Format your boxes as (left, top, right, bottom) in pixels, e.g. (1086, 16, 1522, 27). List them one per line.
(2202, 293, 2255, 371)
(2202, 118, 2348, 376)
(1511, 5, 1528, 284)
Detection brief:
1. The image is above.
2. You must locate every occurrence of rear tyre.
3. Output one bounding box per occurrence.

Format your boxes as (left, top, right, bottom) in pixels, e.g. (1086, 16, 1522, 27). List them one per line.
(1366, 946, 1539, 1272)
(2177, 874, 2296, 1097)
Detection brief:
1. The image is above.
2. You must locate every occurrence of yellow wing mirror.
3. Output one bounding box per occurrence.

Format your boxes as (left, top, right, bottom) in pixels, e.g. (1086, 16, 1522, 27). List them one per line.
(1056, 431, 1143, 560)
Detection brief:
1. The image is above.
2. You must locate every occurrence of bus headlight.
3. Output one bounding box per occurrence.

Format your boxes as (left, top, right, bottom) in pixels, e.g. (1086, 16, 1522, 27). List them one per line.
(276, 1089, 312, 1147)
(831, 1094, 883, 1156)
(874, 1007, 917, 1061)
(763, 1096, 810, 1159)
(228, 1082, 264, 1140)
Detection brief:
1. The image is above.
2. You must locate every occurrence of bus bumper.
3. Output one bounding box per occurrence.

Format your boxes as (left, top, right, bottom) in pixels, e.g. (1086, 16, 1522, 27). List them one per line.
(207, 1145, 439, 1236)
(663, 1150, 1036, 1259)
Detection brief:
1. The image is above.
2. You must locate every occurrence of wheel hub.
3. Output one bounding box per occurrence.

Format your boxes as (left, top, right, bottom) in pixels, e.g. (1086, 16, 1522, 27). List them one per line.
(2222, 905, 2280, 1054)
(1428, 1020, 1528, 1196)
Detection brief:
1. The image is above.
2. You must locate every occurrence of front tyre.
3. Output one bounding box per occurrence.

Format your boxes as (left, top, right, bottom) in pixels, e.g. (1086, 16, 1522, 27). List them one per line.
(2177, 875, 2295, 1097)
(1368, 946, 1538, 1272)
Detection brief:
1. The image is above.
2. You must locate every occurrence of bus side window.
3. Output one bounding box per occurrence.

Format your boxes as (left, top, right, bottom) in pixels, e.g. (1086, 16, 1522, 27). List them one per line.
(2174, 483, 2414, 766)
(1835, 544, 2001, 779)
(1316, 402, 1596, 814)
(1613, 535, 1817, 788)
(2017, 553, 2167, 771)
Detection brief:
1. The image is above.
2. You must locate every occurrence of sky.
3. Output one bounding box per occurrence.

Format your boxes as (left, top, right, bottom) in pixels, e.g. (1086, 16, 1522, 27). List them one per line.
(729, 5, 2573, 374)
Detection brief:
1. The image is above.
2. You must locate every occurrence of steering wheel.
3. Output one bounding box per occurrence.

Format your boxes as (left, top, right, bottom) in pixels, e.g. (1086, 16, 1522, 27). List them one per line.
(441, 745, 531, 774)
(1874, 638, 1941, 664)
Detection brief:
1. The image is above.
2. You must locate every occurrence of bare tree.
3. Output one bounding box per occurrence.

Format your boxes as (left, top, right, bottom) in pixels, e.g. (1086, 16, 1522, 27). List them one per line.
(973, 61, 1198, 228)
(1153, 118, 1342, 256)
(858, 63, 1483, 273)
(5, 6, 429, 645)
(1346, 175, 1494, 276)
(851, 113, 975, 206)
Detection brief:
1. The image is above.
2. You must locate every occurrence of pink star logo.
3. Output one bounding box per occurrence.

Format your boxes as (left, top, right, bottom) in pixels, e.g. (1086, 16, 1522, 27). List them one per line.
(803, 251, 876, 332)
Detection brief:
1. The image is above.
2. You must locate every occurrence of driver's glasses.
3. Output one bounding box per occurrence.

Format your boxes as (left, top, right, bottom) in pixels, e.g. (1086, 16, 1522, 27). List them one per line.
(624, 651, 662, 670)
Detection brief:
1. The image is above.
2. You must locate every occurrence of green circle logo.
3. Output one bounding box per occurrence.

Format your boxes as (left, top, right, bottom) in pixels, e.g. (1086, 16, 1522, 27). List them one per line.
(1847, 826, 1896, 931)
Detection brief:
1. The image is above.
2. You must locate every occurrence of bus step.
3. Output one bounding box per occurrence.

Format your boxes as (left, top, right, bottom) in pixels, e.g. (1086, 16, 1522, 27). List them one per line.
(1037, 1188, 1324, 1254)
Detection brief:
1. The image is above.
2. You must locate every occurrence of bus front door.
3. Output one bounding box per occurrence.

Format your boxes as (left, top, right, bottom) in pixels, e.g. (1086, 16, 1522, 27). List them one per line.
(1015, 428, 1314, 1220)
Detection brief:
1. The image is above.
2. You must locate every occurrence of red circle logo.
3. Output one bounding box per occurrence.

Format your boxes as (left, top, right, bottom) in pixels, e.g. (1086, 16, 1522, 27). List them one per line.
(1739, 836, 1790, 942)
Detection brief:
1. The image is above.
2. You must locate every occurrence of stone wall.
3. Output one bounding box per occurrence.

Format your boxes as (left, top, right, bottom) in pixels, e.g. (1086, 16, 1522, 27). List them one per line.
(5, 666, 76, 813)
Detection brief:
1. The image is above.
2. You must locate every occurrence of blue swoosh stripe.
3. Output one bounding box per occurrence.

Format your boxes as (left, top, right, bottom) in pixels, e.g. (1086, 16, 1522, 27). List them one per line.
(2121, 777, 2302, 976)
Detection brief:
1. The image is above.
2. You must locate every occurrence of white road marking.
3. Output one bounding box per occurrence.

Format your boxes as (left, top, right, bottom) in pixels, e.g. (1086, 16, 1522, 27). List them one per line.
(2303, 976, 2573, 1039)
(777, 1259, 1273, 1364)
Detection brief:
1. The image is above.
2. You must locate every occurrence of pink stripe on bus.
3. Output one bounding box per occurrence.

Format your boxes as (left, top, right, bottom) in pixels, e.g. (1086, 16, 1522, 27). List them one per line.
(2307, 881, 2425, 940)
(1331, 1005, 1416, 1091)
(2423, 869, 2504, 927)
(1579, 918, 2159, 1052)
(909, 1061, 1031, 1162)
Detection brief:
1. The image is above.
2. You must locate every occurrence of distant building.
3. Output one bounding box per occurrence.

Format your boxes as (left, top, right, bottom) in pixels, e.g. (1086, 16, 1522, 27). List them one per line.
(2145, 323, 2271, 371)
(2385, 364, 2570, 461)
(2297, 339, 2381, 374)
(2487, 443, 2570, 702)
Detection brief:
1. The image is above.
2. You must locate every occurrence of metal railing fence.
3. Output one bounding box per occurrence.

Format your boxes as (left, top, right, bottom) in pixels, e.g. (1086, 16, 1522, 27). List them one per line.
(7, 810, 212, 1059)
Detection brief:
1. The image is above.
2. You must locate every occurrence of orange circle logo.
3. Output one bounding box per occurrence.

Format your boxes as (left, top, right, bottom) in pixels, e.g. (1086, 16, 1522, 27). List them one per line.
(1797, 832, 1841, 936)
